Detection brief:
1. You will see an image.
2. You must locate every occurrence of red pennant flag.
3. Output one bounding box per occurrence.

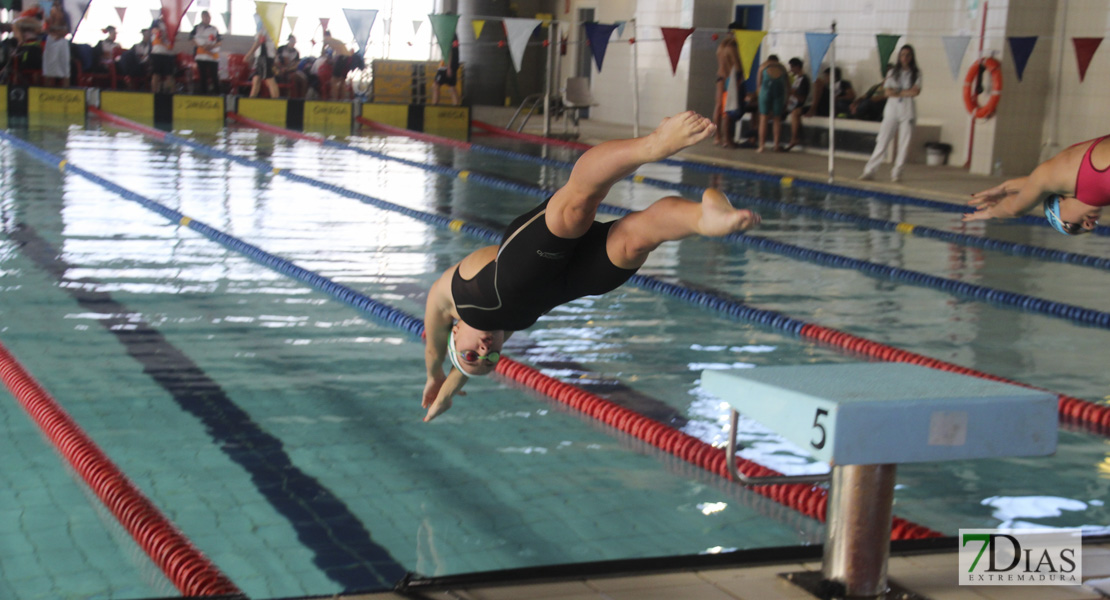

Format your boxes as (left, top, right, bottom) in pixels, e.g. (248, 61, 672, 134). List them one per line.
(660, 27, 694, 75)
(1073, 37, 1103, 82)
(319, 17, 329, 31)
(160, 0, 189, 46)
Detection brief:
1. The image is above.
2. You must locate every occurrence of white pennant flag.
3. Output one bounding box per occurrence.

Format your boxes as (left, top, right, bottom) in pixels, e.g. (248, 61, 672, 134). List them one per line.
(942, 35, 972, 81)
(503, 17, 542, 72)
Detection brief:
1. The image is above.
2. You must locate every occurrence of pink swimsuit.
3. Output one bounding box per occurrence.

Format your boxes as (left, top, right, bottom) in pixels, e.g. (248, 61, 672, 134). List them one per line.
(1075, 135, 1110, 207)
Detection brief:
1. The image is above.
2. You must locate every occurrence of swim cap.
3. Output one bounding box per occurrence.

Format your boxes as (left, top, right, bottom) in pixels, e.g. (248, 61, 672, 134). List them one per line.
(1043, 195, 1090, 236)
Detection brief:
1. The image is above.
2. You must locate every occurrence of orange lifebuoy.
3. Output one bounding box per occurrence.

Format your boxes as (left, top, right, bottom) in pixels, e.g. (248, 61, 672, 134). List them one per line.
(963, 57, 1003, 119)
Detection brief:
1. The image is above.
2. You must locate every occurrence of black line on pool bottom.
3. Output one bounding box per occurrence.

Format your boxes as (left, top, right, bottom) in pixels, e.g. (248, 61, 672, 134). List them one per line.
(8, 221, 407, 592)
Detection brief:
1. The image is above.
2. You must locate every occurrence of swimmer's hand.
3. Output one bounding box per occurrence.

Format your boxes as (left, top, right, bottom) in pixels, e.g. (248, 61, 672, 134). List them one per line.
(422, 368, 467, 422)
(964, 180, 1021, 222)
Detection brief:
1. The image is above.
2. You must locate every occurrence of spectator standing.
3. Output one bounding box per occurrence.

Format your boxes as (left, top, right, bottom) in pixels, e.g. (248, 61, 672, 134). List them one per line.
(189, 11, 221, 95)
(860, 45, 922, 183)
(321, 30, 352, 100)
(149, 19, 175, 93)
(93, 26, 121, 73)
(430, 35, 460, 105)
(246, 30, 279, 98)
(755, 55, 788, 152)
(785, 57, 810, 150)
(712, 36, 741, 147)
(42, 0, 70, 87)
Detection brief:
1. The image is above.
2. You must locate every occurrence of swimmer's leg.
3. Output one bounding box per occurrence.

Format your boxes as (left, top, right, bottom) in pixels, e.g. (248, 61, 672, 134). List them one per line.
(546, 111, 715, 239)
(606, 189, 760, 269)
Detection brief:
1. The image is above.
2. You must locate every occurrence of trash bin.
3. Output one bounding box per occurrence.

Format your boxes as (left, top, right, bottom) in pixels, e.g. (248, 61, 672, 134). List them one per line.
(924, 142, 952, 166)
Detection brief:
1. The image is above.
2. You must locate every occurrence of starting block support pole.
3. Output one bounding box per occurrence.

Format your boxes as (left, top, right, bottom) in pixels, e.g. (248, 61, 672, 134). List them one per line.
(823, 464, 896, 597)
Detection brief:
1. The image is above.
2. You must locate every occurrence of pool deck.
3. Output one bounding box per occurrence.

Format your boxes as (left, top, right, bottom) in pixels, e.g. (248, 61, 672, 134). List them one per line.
(342, 109, 1109, 600)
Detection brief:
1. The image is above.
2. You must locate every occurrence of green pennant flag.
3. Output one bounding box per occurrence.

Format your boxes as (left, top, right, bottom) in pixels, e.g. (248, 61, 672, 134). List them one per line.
(428, 13, 460, 63)
(876, 34, 902, 77)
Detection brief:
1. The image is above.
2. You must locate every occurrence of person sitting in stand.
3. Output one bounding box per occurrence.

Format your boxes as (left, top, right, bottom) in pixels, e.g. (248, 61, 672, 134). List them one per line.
(275, 34, 307, 99)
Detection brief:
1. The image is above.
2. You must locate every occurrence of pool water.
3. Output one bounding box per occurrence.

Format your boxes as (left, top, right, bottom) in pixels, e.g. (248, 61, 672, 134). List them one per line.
(1, 120, 1108, 599)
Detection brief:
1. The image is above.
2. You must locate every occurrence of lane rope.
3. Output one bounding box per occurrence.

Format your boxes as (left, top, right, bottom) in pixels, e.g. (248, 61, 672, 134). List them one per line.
(0, 342, 242, 597)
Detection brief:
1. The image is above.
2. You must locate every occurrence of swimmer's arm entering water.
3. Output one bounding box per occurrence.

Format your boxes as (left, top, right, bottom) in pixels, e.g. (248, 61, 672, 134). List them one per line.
(965, 146, 1081, 221)
(423, 265, 462, 421)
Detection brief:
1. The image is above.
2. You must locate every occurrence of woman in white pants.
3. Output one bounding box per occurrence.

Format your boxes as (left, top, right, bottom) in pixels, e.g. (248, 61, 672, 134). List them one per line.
(860, 45, 922, 183)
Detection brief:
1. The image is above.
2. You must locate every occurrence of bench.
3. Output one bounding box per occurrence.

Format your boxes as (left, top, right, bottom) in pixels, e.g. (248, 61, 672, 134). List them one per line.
(702, 363, 1056, 597)
(794, 116, 942, 164)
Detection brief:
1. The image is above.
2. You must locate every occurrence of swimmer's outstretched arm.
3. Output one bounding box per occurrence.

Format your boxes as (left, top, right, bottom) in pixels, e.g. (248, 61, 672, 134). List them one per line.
(965, 147, 1078, 222)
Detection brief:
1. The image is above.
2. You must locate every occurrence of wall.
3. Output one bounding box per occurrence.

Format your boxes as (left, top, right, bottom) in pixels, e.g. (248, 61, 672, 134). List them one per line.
(1040, 0, 1110, 161)
(540, 0, 1108, 176)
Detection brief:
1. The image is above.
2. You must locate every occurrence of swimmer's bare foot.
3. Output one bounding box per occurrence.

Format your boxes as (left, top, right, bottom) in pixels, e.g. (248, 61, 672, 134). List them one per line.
(697, 188, 761, 236)
(646, 111, 715, 160)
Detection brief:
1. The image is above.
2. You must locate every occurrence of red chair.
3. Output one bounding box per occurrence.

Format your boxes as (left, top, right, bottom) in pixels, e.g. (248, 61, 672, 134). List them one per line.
(226, 53, 251, 95)
(175, 52, 196, 93)
(315, 59, 333, 100)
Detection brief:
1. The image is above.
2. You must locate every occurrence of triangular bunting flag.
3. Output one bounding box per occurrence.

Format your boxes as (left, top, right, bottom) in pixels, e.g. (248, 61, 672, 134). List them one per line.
(115, 6, 126, 23)
(942, 35, 971, 81)
(504, 17, 542, 72)
(660, 27, 694, 75)
(471, 19, 485, 40)
(1073, 37, 1103, 83)
(319, 17, 329, 31)
(160, 0, 190, 45)
(62, 0, 91, 35)
(287, 16, 297, 33)
(805, 32, 836, 82)
(428, 13, 460, 63)
(1008, 36, 1037, 81)
(343, 8, 377, 54)
(412, 19, 421, 35)
(186, 11, 197, 27)
(254, 1, 285, 44)
(221, 11, 230, 29)
(615, 20, 627, 38)
(150, 8, 160, 21)
(733, 30, 768, 81)
(582, 22, 617, 72)
(876, 33, 901, 76)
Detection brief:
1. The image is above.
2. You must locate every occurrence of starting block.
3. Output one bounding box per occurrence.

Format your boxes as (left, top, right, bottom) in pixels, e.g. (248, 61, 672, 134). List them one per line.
(702, 363, 1057, 598)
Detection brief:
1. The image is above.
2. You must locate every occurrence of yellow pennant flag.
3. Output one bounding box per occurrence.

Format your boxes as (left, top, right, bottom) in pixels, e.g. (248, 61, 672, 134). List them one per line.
(255, 1, 286, 43)
(471, 19, 485, 40)
(733, 30, 768, 80)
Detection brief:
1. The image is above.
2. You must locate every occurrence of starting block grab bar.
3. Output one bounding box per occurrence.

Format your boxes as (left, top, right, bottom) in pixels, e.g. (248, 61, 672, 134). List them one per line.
(702, 362, 1057, 598)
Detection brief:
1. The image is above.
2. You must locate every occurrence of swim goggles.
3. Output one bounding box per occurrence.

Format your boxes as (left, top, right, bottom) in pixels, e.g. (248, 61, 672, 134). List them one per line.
(1043, 195, 1093, 236)
(447, 330, 499, 376)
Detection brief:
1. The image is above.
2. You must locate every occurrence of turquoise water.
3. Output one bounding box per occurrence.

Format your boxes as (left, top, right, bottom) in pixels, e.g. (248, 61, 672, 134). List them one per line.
(1, 121, 1108, 599)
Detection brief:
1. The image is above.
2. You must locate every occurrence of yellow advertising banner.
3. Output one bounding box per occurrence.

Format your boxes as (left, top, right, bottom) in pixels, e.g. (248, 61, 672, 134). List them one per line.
(29, 87, 85, 118)
(237, 98, 287, 127)
(360, 103, 408, 129)
(173, 95, 225, 122)
(422, 105, 469, 142)
(100, 91, 154, 123)
(303, 100, 352, 135)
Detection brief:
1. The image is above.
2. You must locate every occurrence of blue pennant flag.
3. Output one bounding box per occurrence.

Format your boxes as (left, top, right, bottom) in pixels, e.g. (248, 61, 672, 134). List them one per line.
(805, 32, 836, 82)
(583, 22, 618, 72)
(1008, 36, 1037, 81)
